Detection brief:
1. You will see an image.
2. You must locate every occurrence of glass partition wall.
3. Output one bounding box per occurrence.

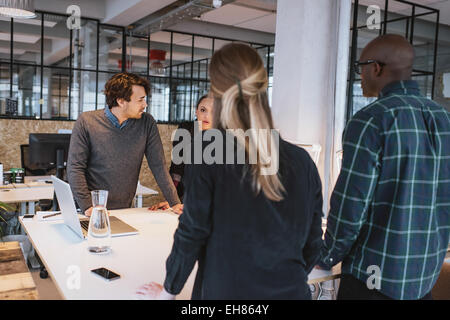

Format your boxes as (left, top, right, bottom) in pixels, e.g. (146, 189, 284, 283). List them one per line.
(347, 0, 439, 120)
(0, 2, 440, 123)
(0, 11, 274, 123)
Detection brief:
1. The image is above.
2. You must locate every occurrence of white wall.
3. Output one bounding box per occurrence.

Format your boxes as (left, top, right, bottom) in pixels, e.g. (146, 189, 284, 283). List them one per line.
(271, 0, 351, 212)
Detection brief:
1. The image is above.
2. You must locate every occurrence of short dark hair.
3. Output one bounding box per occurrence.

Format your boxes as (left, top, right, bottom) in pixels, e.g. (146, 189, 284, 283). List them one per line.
(104, 72, 150, 109)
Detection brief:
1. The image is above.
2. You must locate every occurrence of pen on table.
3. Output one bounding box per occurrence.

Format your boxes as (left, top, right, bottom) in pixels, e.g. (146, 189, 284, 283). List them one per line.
(42, 212, 61, 219)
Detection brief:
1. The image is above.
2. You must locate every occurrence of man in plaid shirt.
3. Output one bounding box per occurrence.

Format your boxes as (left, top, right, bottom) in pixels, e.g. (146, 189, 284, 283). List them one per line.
(318, 34, 450, 300)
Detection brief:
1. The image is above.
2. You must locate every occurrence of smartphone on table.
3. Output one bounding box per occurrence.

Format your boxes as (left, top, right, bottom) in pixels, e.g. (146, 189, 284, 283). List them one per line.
(91, 267, 121, 281)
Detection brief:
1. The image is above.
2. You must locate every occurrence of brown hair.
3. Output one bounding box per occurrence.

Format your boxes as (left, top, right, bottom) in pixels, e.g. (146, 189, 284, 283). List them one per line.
(209, 43, 285, 202)
(195, 94, 210, 110)
(104, 72, 150, 109)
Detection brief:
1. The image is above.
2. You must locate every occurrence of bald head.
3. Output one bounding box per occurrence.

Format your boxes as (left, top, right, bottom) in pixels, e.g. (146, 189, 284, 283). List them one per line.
(359, 34, 415, 97)
(362, 34, 415, 78)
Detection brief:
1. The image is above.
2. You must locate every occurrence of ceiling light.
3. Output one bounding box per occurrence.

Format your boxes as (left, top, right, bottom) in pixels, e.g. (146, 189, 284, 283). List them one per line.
(0, 0, 36, 19)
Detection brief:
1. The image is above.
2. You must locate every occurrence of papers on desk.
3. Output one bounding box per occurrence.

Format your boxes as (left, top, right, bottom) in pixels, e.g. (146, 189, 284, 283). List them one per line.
(12, 183, 28, 188)
(0, 182, 52, 189)
(36, 211, 63, 221)
(24, 175, 52, 184)
(26, 181, 52, 187)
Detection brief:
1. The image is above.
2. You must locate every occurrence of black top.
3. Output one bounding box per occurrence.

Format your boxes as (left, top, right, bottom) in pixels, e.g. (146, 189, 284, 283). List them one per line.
(163, 136, 324, 299)
(169, 121, 195, 200)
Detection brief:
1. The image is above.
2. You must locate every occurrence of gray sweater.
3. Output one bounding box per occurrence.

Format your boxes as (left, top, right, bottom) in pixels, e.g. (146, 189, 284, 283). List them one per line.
(67, 110, 180, 212)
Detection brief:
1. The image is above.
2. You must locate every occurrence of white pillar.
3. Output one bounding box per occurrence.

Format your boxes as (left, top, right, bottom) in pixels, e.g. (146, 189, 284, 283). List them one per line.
(272, 0, 351, 212)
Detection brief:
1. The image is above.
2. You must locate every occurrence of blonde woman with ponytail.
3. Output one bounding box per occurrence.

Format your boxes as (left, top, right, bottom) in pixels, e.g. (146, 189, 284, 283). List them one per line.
(136, 43, 324, 300)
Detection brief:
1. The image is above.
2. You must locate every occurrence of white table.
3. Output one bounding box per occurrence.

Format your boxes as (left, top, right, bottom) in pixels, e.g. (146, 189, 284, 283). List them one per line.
(20, 208, 197, 299)
(19, 207, 339, 300)
(0, 185, 54, 215)
(308, 265, 341, 284)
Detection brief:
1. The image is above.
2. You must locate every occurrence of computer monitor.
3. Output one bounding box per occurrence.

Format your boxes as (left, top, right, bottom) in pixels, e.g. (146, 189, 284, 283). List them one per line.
(28, 133, 71, 172)
(28, 133, 72, 211)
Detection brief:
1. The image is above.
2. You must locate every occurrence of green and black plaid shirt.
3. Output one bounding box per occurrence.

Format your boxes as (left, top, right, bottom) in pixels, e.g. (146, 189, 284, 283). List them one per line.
(320, 80, 450, 299)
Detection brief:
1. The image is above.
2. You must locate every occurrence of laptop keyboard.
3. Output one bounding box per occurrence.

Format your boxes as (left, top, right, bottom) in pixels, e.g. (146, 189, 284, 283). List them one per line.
(80, 220, 89, 231)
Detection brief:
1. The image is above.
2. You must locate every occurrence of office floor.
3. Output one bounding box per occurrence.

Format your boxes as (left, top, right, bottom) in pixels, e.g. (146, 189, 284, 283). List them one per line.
(30, 269, 62, 300)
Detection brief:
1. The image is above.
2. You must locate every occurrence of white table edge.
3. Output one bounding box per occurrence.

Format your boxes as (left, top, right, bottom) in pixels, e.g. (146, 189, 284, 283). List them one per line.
(19, 216, 67, 299)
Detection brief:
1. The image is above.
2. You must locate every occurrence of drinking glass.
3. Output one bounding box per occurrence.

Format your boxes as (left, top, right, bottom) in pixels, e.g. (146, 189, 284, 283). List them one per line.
(87, 190, 111, 254)
(91, 190, 108, 207)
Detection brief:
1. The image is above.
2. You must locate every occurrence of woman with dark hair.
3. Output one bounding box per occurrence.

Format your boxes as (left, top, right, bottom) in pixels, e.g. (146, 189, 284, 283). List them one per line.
(150, 94, 213, 208)
(138, 43, 323, 300)
(168, 94, 214, 199)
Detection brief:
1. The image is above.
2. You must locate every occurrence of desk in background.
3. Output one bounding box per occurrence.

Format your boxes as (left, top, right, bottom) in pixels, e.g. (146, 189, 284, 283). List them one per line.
(0, 184, 53, 215)
(24, 175, 52, 185)
(22, 176, 158, 211)
(0, 176, 158, 215)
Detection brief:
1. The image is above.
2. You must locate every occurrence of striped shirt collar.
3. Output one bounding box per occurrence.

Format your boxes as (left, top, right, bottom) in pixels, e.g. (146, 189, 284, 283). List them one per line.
(379, 80, 421, 98)
(104, 107, 129, 129)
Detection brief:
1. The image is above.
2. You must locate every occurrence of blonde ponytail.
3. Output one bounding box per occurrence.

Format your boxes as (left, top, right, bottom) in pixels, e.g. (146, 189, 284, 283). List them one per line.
(210, 44, 285, 201)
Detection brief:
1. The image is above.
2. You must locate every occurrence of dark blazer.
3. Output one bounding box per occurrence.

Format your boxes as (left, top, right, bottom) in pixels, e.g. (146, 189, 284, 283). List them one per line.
(169, 121, 195, 200)
(164, 135, 324, 299)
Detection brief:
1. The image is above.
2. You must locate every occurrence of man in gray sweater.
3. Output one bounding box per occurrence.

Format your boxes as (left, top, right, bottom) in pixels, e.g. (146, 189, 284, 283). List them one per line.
(67, 72, 182, 216)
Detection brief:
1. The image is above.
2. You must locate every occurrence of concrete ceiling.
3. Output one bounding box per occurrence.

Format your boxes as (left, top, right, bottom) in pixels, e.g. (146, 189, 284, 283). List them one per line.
(103, 0, 179, 26)
(194, 2, 277, 34)
(34, 0, 180, 26)
(27, 0, 450, 33)
(354, 0, 450, 48)
(2, 0, 450, 68)
(32, 0, 278, 34)
(357, 0, 450, 26)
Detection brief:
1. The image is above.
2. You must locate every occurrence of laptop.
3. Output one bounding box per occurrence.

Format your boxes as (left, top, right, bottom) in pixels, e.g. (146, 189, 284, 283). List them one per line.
(51, 176, 138, 239)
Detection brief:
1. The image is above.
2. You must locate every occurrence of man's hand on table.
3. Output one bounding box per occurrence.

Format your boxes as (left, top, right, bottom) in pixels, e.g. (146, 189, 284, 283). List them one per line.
(84, 207, 110, 217)
(149, 201, 184, 215)
(150, 201, 170, 210)
(84, 207, 93, 217)
(135, 282, 176, 300)
(171, 203, 183, 215)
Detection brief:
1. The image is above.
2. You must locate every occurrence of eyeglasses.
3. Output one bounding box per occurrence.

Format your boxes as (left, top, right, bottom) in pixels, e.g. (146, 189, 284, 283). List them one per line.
(354, 60, 385, 75)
